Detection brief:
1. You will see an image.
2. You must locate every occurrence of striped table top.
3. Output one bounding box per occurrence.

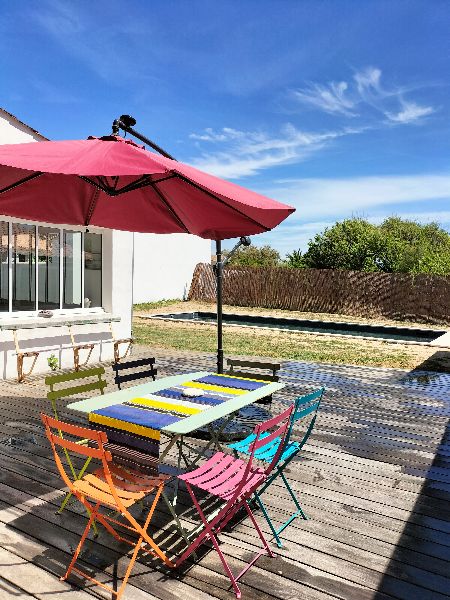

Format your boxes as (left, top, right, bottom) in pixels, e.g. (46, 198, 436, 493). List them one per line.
(87, 373, 277, 441)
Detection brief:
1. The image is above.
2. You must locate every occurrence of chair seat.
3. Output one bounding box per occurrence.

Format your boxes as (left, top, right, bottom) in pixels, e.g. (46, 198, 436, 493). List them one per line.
(229, 433, 300, 464)
(178, 451, 265, 500)
(73, 463, 169, 509)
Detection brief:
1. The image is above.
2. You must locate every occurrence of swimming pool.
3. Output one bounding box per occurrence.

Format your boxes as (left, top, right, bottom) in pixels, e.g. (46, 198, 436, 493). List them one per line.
(144, 312, 446, 344)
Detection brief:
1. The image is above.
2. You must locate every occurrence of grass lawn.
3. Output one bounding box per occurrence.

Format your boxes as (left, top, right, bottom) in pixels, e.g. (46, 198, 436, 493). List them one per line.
(133, 318, 436, 370)
(134, 299, 445, 329)
(133, 299, 450, 370)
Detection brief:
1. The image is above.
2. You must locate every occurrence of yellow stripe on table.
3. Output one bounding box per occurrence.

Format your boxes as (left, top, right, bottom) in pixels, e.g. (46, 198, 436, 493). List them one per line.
(181, 381, 246, 395)
(89, 413, 161, 441)
(130, 396, 203, 415)
(214, 373, 269, 383)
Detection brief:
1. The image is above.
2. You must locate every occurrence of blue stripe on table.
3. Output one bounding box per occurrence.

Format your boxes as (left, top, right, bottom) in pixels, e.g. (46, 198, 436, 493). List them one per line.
(194, 374, 267, 391)
(153, 388, 227, 405)
(91, 404, 181, 430)
(91, 424, 160, 454)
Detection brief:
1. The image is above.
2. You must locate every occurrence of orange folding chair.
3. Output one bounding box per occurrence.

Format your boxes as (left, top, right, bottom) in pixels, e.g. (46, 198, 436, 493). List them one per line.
(41, 413, 174, 599)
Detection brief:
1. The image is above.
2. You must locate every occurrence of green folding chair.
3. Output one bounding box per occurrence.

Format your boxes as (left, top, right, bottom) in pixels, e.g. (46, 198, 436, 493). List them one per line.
(45, 367, 108, 526)
(228, 387, 324, 547)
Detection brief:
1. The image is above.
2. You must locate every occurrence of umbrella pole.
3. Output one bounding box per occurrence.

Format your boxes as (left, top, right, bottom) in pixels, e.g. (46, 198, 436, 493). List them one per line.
(215, 240, 224, 374)
(214, 236, 251, 374)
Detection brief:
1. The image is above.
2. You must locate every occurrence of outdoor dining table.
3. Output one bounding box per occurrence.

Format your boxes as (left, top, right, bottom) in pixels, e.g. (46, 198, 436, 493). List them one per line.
(67, 370, 284, 514)
(67, 370, 284, 547)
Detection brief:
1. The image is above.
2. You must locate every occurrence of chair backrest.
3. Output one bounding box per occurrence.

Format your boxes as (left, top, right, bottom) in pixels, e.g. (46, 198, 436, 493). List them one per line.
(41, 413, 134, 514)
(226, 358, 280, 382)
(287, 387, 325, 449)
(41, 412, 111, 488)
(112, 356, 157, 390)
(229, 405, 294, 504)
(251, 405, 294, 473)
(46, 367, 107, 417)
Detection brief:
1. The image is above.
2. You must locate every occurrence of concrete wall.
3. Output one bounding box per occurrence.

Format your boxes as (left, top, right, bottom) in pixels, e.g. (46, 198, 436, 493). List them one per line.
(132, 232, 211, 302)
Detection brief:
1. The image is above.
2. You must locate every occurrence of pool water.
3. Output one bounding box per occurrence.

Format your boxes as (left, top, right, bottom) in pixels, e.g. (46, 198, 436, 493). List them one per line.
(148, 312, 445, 344)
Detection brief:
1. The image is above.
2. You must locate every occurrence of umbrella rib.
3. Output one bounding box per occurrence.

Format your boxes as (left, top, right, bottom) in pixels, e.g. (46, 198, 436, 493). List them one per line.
(150, 182, 191, 234)
(78, 175, 107, 194)
(0, 172, 44, 195)
(116, 173, 177, 195)
(77, 174, 177, 196)
(85, 187, 101, 226)
(173, 173, 271, 233)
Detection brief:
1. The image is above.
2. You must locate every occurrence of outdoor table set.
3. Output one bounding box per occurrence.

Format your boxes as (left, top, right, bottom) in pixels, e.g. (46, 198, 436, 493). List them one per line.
(68, 370, 283, 473)
(42, 369, 323, 599)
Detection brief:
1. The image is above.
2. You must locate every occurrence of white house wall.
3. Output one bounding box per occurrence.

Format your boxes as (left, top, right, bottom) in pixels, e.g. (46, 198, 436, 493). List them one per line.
(0, 112, 44, 143)
(0, 111, 134, 379)
(132, 233, 211, 302)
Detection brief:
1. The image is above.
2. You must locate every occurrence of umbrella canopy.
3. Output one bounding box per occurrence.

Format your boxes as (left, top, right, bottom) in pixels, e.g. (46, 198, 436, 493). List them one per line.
(0, 135, 294, 239)
(0, 132, 295, 372)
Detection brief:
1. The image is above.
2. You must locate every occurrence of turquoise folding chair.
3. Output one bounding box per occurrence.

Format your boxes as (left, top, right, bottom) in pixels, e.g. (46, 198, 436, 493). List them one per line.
(228, 387, 324, 547)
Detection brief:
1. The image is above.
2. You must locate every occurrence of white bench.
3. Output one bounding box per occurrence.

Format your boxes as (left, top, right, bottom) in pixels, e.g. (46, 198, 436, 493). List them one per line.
(0, 314, 133, 382)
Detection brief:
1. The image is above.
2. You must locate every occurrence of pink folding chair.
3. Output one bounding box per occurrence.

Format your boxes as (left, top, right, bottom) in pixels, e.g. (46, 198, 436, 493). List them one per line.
(175, 404, 294, 599)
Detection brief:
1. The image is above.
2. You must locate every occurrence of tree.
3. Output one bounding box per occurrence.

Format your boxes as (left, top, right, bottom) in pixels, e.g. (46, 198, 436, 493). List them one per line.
(301, 218, 382, 271)
(284, 249, 305, 268)
(287, 217, 450, 275)
(228, 244, 281, 268)
(377, 217, 450, 274)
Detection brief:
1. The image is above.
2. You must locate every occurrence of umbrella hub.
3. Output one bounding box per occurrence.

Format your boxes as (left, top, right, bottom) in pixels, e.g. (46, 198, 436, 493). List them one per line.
(79, 173, 156, 196)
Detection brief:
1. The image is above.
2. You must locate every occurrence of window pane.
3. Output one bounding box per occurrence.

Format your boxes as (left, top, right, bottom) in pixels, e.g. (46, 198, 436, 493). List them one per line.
(84, 233, 102, 307)
(12, 223, 35, 311)
(38, 227, 60, 310)
(0, 222, 8, 311)
(63, 231, 82, 309)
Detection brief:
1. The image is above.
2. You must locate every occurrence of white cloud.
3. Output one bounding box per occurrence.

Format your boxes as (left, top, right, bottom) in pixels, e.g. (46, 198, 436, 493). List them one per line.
(293, 81, 356, 116)
(222, 174, 450, 254)
(188, 124, 366, 179)
(293, 66, 435, 125)
(354, 66, 382, 95)
(385, 100, 435, 124)
(262, 173, 450, 221)
(259, 206, 450, 254)
(189, 128, 245, 142)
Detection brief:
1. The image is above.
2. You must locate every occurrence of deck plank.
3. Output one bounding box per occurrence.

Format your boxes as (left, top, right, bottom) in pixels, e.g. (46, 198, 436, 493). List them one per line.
(0, 348, 449, 599)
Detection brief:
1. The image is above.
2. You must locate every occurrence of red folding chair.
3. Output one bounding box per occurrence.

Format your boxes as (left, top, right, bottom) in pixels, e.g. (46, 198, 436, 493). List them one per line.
(175, 404, 294, 599)
(41, 413, 174, 600)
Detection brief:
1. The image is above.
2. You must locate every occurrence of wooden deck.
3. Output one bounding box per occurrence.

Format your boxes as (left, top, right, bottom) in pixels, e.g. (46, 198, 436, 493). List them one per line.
(0, 347, 449, 599)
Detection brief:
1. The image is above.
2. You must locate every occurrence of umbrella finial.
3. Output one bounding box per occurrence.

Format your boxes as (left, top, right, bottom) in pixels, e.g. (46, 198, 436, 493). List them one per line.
(112, 115, 137, 136)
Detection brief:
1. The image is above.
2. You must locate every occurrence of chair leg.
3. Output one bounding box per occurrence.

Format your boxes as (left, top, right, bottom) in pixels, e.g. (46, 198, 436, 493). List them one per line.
(122, 484, 174, 567)
(280, 470, 308, 520)
(252, 466, 308, 547)
(62, 502, 99, 581)
(161, 489, 195, 555)
(180, 483, 243, 598)
(51, 400, 97, 530)
(116, 535, 144, 600)
(243, 501, 275, 558)
(176, 484, 273, 599)
(209, 528, 243, 599)
(253, 492, 283, 548)
(56, 455, 99, 537)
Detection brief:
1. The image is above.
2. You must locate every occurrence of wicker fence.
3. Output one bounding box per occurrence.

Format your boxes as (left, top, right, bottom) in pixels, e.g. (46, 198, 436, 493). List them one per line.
(188, 263, 450, 325)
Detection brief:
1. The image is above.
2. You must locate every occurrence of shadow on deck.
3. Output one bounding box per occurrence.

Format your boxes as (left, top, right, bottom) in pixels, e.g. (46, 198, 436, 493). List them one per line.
(0, 348, 449, 599)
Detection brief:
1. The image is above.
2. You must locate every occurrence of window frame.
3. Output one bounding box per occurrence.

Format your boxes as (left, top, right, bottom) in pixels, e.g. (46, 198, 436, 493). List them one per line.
(0, 217, 104, 316)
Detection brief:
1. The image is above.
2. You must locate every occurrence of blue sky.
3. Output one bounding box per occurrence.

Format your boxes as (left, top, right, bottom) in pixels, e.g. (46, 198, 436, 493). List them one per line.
(1, 0, 449, 255)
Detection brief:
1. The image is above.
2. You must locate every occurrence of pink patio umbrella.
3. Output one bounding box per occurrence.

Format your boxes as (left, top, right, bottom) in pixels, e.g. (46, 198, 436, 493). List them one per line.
(0, 123, 295, 370)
